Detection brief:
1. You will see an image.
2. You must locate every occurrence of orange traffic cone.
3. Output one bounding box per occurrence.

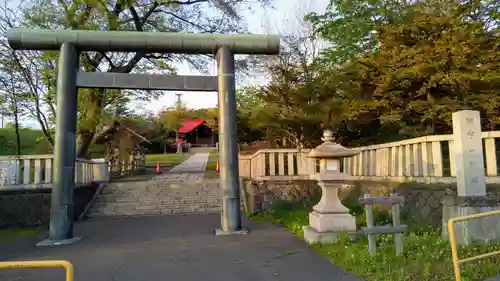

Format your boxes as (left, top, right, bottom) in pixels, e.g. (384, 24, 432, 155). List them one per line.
(156, 160, 161, 174)
(216, 159, 220, 173)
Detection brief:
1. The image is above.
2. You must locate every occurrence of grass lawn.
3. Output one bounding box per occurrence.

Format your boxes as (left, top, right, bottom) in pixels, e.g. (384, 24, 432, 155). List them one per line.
(0, 227, 43, 243)
(145, 153, 193, 166)
(204, 152, 219, 179)
(251, 201, 500, 281)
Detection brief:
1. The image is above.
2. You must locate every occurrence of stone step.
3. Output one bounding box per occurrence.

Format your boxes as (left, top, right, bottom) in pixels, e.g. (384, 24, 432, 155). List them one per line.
(100, 188, 219, 193)
(93, 199, 220, 208)
(89, 205, 221, 214)
(87, 167, 222, 218)
(100, 188, 220, 195)
(88, 208, 220, 217)
(95, 193, 219, 202)
(97, 193, 220, 200)
(88, 206, 221, 214)
(87, 205, 220, 217)
(98, 189, 220, 195)
(95, 197, 219, 204)
(91, 199, 220, 208)
(101, 189, 220, 194)
(103, 182, 219, 189)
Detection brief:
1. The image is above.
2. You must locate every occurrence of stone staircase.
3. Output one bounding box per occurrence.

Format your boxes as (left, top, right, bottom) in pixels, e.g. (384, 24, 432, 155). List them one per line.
(86, 180, 221, 217)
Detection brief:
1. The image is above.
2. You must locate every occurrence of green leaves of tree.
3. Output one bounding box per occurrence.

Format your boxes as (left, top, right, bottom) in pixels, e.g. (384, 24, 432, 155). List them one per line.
(246, 0, 500, 148)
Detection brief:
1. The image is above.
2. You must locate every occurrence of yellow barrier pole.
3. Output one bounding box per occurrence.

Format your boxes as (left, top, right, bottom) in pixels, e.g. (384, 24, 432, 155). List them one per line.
(448, 209, 500, 281)
(0, 260, 74, 281)
(448, 219, 461, 281)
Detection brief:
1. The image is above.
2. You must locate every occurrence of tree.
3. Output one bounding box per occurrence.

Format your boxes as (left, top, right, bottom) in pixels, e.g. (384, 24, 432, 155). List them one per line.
(251, 3, 331, 148)
(372, 1, 500, 135)
(0, 3, 57, 149)
(0, 0, 271, 157)
(241, 0, 500, 149)
(314, 0, 500, 146)
(0, 58, 25, 156)
(305, 0, 414, 66)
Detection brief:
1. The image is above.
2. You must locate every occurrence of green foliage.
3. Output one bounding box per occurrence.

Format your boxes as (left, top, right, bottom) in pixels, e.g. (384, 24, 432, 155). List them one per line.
(327, 1, 500, 142)
(203, 152, 219, 179)
(251, 200, 311, 234)
(145, 153, 193, 166)
(252, 200, 500, 281)
(0, 127, 52, 155)
(0, 227, 43, 243)
(306, 0, 410, 66)
(235, 87, 266, 145)
(242, 0, 500, 149)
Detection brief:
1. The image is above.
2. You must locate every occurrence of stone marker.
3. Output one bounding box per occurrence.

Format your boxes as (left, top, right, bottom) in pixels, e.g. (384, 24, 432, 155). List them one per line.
(442, 110, 500, 245)
(452, 110, 486, 196)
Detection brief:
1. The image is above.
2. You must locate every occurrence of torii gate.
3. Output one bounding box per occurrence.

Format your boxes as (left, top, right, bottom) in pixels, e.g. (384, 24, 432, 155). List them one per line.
(7, 28, 280, 246)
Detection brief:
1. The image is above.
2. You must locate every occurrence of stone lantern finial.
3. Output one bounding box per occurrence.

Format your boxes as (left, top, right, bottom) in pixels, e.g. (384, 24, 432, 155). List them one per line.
(306, 130, 359, 159)
(321, 130, 334, 143)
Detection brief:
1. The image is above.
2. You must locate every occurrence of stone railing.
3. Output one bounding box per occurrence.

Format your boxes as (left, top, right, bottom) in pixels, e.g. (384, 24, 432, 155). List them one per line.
(0, 155, 109, 189)
(343, 131, 500, 183)
(238, 148, 316, 180)
(238, 131, 500, 183)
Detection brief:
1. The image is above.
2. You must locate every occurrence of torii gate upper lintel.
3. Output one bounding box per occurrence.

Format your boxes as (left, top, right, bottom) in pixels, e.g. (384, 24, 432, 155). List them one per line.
(7, 28, 280, 246)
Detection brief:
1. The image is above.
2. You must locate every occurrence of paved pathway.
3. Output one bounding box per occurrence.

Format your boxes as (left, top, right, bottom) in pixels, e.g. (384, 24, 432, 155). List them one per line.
(152, 153, 209, 184)
(0, 215, 363, 281)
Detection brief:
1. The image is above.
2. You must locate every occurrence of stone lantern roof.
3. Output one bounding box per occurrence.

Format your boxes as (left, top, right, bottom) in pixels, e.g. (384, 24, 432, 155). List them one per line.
(306, 130, 359, 158)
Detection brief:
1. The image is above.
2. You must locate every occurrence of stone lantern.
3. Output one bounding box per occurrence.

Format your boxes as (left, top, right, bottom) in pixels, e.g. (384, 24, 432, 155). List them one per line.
(302, 130, 360, 244)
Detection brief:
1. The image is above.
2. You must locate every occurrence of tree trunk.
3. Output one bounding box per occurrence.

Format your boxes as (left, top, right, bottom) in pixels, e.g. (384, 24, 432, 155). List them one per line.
(13, 101, 21, 157)
(76, 88, 106, 158)
(76, 131, 95, 158)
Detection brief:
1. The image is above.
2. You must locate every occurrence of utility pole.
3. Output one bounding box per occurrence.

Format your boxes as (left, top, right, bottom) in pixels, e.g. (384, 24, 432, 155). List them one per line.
(175, 93, 183, 153)
(176, 93, 182, 108)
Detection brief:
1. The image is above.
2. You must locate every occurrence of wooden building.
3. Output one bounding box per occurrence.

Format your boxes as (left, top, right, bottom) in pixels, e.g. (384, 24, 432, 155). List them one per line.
(94, 121, 150, 177)
(178, 119, 217, 146)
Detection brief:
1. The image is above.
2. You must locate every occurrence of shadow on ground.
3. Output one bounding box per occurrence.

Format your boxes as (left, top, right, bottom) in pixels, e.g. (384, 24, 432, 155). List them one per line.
(0, 214, 363, 281)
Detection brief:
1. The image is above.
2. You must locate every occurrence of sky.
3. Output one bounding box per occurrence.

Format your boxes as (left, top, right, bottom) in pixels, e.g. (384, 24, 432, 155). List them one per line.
(135, 0, 330, 115)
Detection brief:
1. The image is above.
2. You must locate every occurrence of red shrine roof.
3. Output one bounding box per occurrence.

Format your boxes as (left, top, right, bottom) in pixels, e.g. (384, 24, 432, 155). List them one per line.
(178, 119, 205, 134)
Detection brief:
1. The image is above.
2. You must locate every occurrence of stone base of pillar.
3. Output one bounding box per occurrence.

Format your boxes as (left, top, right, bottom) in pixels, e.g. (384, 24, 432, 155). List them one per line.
(309, 211, 356, 232)
(36, 236, 83, 247)
(214, 228, 249, 236)
(303, 226, 358, 244)
(303, 211, 357, 244)
(442, 195, 500, 245)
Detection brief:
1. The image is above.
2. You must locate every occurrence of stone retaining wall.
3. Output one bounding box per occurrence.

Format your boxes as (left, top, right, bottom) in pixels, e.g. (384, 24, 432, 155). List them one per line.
(241, 180, 320, 214)
(0, 184, 99, 227)
(243, 179, 500, 229)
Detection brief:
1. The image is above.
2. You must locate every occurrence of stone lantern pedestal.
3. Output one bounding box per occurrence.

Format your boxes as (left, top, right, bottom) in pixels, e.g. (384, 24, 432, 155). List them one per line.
(302, 131, 359, 244)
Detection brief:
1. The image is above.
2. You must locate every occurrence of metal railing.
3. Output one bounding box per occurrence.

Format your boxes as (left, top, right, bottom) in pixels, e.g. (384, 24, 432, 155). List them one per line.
(0, 260, 74, 281)
(448, 209, 500, 281)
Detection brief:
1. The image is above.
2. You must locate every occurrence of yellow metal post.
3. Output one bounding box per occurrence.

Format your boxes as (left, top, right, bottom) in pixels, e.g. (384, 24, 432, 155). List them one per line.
(448, 209, 500, 281)
(0, 260, 74, 281)
(448, 218, 462, 281)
